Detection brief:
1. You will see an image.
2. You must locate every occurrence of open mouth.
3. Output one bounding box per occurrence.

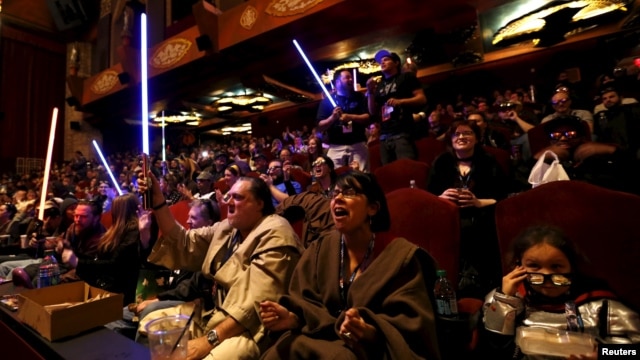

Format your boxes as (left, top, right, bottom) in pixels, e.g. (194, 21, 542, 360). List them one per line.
(314, 166, 323, 176)
(333, 207, 348, 219)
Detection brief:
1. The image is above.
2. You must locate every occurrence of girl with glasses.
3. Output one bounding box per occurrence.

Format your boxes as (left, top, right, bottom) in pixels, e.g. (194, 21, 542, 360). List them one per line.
(483, 225, 640, 359)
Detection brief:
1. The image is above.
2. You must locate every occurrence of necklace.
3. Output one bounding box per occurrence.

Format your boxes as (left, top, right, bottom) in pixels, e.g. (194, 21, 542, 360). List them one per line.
(339, 234, 375, 308)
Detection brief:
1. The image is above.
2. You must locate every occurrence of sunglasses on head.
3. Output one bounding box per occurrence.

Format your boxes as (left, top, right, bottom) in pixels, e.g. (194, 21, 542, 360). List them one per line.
(312, 158, 326, 167)
(549, 131, 578, 140)
(527, 273, 572, 286)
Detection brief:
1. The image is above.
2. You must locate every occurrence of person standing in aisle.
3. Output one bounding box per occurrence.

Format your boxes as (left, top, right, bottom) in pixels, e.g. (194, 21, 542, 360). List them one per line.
(317, 69, 371, 171)
(366, 50, 426, 165)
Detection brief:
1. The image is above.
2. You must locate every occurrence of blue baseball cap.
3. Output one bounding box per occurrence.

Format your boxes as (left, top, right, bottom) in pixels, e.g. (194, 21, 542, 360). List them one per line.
(374, 49, 401, 64)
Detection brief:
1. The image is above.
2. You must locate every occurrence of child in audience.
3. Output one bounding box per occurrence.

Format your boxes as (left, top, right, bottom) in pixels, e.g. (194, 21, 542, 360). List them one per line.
(483, 225, 640, 359)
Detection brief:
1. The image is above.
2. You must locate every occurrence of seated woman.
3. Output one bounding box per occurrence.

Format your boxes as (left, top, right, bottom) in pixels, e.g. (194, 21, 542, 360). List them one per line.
(215, 163, 242, 203)
(483, 225, 640, 359)
(428, 120, 508, 298)
(69, 193, 142, 305)
(259, 171, 440, 359)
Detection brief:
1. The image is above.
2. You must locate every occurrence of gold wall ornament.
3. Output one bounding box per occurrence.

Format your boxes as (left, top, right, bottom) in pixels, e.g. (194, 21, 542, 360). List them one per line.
(492, 0, 632, 47)
(149, 38, 192, 69)
(265, 0, 324, 17)
(90, 70, 119, 95)
(240, 5, 258, 30)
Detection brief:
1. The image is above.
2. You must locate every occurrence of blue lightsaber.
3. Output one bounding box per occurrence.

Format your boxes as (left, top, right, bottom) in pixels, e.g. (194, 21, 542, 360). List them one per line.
(92, 140, 123, 196)
(293, 39, 336, 108)
(141, 13, 149, 155)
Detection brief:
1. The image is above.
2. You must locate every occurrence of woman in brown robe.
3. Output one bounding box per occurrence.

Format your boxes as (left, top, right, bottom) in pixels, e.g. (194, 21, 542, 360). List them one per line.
(260, 171, 441, 359)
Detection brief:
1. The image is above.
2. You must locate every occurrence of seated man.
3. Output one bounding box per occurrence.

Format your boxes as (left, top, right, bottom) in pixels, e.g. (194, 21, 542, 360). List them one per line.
(10, 199, 106, 287)
(140, 174, 303, 359)
(142, 199, 220, 314)
(533, 115, 633, 192)
(260, 159, 302, 208)
(0, 200, 62, 280)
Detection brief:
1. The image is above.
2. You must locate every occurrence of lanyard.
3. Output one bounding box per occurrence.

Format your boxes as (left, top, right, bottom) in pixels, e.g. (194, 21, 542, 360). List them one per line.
(339, 234, 375, 308)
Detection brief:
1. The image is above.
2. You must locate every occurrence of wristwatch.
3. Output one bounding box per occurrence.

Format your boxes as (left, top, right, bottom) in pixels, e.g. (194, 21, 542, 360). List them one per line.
(207, 329, 220, 347)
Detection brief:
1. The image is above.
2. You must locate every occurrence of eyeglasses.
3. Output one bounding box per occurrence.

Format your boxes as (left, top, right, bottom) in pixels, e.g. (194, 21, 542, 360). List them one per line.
(551, 98, 569, 106)
(549, 131, 578, 140)
(452, 130, 475, 138)
(526, 273, 572, 286)
(329, 188, 360, 199)
(267, 166, 282, 172)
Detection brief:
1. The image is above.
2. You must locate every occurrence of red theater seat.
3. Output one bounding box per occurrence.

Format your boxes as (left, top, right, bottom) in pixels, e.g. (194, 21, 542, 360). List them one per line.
(374, 158, 430, 194)
(482, 146, 511, 177)
(368, 141, 382, 173)
(168, 200, 190, 229)
(383, 188, 460, 284)
(290, 168, 312, 191)
(496, 181, 640, 311)
(416, 137, 446, 166)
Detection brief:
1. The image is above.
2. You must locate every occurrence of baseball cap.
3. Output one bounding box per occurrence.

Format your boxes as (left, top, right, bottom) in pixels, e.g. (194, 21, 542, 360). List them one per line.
(374, 49, 401, 64)
(196, 171, 214, 181)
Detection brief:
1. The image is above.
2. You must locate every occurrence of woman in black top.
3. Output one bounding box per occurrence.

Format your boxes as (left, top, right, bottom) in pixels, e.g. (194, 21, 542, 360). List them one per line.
(428, 120, 508, 298)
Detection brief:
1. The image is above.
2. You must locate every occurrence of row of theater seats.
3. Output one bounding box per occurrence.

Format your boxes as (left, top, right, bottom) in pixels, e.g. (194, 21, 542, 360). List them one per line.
(102, 180, 640, 312)
(108, 180, 640, 312)
(101, 181, 640, 357)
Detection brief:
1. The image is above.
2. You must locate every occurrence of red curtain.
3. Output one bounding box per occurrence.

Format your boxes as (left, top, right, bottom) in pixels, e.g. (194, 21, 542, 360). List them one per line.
(0, 25, 66, 173)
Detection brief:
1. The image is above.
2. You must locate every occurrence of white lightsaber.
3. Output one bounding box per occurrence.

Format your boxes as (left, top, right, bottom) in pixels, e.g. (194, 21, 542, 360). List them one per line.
(353, 68, 358, 91)
(38, 108, 58, 220)
(92, 140, 123, 196)
(293, 39, 336, 108)
(141, 13, 149, 155)
(161, 111, 166, 162)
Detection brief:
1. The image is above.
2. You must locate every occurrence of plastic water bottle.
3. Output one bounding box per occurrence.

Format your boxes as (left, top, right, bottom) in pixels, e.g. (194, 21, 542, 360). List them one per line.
(409, 179, 416, 189)
(434, 269, 458, 318)
(37, 249, 60, 288)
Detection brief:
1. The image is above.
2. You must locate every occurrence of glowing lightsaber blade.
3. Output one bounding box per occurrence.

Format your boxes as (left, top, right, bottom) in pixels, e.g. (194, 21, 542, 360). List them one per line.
(141, 13, 149, 155)
(353, 68, 358, 92)
(161, 111, 166, 162)
(92, 140, 123, 196)
(293, 39, 336, 108)
(38, 107, 58, 221)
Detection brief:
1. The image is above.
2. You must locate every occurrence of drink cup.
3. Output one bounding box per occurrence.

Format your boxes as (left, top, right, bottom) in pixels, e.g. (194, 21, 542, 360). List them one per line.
(20, 235, 28, 249)
(146, 314, 190, 360)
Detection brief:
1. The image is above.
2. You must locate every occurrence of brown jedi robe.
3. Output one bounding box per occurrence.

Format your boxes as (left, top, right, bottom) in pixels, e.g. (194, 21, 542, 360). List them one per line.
(263, 231, 441, 360)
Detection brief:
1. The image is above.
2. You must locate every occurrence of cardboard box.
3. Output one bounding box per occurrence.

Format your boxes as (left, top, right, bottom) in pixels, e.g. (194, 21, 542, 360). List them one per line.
(16, 282, 123, 341)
